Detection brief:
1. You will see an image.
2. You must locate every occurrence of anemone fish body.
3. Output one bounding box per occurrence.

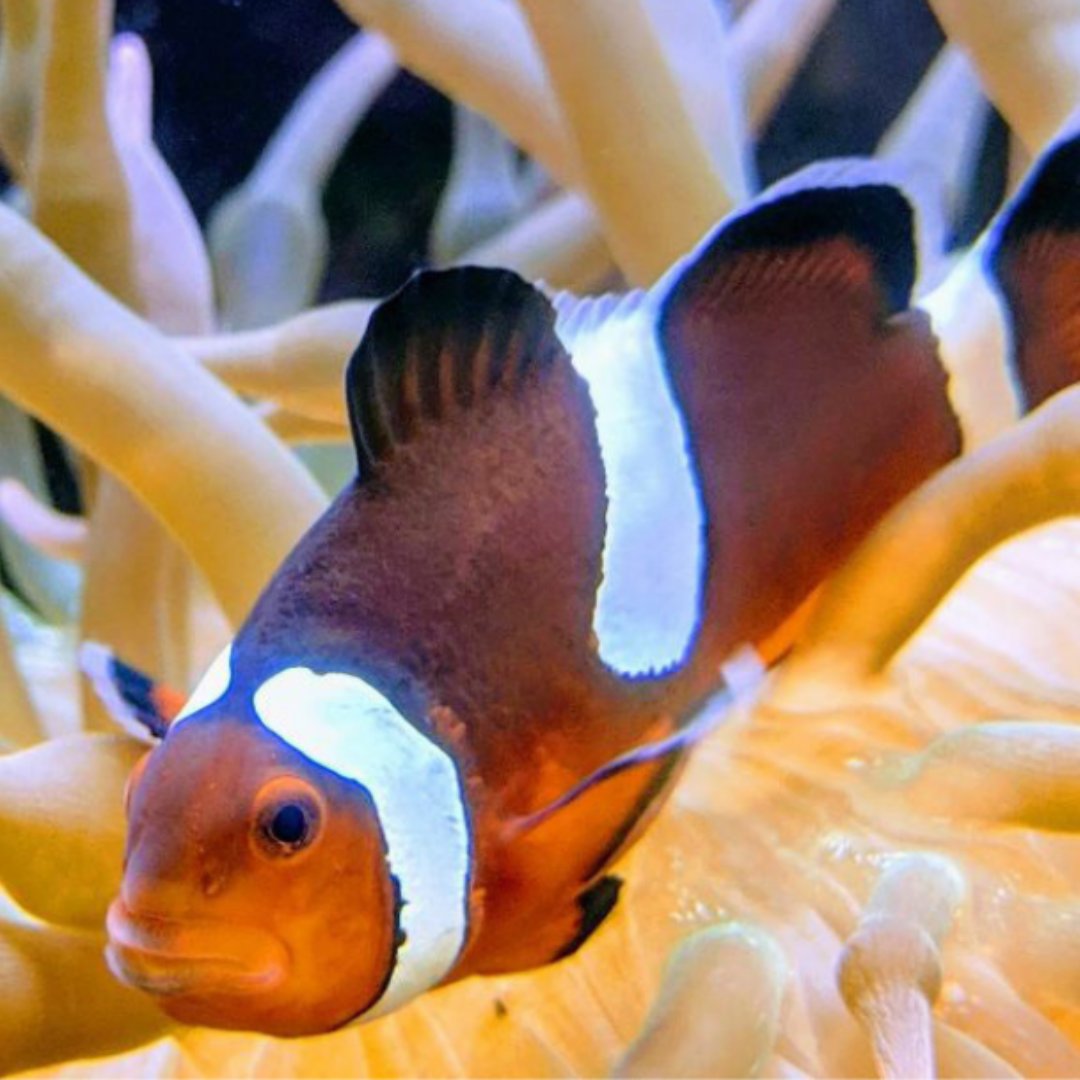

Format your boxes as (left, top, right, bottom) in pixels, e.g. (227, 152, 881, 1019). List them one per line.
(105, 160, 964, 1036)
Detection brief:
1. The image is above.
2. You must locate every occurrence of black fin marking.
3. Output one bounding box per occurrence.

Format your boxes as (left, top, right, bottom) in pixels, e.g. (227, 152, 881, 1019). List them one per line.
(79, 642, 177, 742)
(662, 159, 925, 318)
(552, 876, 623, 962)
(987, 108, 1080, 409)
(346, 268, 567, 480)
(991, 113, 1080, 242)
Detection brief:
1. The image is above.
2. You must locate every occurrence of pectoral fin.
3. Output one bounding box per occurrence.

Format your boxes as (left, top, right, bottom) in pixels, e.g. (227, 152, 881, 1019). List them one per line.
(79, 643, 182, 741)
(470, 677, 754, 973)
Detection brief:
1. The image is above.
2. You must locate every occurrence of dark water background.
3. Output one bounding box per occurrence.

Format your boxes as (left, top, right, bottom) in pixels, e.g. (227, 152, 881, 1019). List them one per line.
(114, 0, 1006, 301)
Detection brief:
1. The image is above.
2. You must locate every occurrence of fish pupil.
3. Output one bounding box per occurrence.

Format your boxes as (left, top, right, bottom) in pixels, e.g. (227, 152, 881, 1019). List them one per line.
(268, 803, 308, 846)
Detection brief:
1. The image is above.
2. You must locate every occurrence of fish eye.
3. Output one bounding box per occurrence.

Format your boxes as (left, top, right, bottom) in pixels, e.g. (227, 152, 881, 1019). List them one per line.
(268, 804, 309, 845)
(253, 777, 324, 858)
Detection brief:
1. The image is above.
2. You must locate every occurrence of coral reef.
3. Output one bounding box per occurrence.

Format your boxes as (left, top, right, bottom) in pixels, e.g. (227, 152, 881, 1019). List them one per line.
(2, 0, 1080, 1076)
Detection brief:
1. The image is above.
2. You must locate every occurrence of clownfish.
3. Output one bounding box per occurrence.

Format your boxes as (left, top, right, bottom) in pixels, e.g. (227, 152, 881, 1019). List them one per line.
(93, 161, 962, 1037)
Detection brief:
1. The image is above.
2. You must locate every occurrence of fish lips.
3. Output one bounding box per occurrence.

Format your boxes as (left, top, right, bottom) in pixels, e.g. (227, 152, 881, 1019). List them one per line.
(106, 899, 289, 1001)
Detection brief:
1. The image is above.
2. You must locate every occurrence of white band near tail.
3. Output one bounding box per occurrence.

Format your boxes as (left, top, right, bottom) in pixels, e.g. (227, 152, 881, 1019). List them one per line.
(252, 667, 471, 1019)
(558, 294, 705, 677)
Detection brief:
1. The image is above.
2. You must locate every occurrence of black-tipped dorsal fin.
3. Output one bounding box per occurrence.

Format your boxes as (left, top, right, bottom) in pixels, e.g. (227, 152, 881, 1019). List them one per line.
(987, 107, 1080, 410)
(244, 266, 619, 752)
(659, 158, 938, 318)
(347, 268, 566, 479)
(656, 158, 960, 662)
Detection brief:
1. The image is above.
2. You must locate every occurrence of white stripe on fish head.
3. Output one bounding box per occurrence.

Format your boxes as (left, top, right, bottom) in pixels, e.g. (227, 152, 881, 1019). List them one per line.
(561, 297, 705, 676)
(252, 667, 471, 1020)
(175, 643, 234, 723)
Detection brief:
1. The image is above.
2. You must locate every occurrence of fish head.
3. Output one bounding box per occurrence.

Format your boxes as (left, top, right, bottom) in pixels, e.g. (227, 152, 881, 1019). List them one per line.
(108, 702, 399, 1037)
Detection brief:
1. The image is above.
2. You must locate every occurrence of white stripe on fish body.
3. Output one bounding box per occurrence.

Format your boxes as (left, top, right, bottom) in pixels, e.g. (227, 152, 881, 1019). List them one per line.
(556, 293, 706, 677)
(175, 643, 234, 723)
(252, 667, 471, 1020)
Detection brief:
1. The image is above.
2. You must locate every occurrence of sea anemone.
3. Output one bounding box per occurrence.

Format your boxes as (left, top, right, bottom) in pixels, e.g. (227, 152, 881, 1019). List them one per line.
(3, 0, 1080, 1076)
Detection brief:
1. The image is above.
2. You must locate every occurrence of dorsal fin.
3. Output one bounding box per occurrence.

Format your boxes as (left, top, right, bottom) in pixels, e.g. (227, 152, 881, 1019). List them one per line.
(656, 157, 961, 662)
(658, 158, 942, 316)
(239, 266, 625, 760)
(987, 107, 1080, 410)
(346, 268, 567, 480)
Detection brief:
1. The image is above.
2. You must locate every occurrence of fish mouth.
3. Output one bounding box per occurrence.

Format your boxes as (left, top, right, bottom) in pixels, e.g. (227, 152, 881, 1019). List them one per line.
(106, 899, 289, 999)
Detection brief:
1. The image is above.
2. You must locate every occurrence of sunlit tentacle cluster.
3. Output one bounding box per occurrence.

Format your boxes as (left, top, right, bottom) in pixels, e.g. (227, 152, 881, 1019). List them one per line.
(0, 0, 1079, 1076)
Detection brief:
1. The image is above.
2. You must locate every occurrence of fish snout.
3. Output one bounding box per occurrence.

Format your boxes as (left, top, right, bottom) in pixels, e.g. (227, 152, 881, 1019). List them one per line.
(105, 898, 289, 1000)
